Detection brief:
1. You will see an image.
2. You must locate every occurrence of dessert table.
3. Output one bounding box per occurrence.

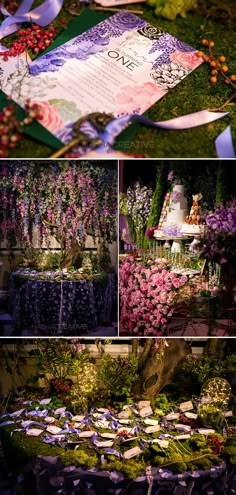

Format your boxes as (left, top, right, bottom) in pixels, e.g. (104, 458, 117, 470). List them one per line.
(9, 270, 116, 335)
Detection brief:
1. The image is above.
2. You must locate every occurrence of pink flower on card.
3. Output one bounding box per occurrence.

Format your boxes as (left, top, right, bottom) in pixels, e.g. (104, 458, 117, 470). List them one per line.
(116, 82, 166, 113)
(35, 101, 64, 133)
(170, 51, 202, 70)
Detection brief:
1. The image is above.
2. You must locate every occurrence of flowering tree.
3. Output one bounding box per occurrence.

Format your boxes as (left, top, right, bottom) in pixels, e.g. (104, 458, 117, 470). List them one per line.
(0, 162, 117, 268)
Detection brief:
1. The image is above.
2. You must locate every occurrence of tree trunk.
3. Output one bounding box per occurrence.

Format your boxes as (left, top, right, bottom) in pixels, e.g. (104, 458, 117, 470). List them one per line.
(60, 239, 83, 268)
(132, 339, 191, 397)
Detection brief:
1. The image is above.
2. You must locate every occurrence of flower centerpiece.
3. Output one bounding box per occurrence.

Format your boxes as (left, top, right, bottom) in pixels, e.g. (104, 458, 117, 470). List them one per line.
(126, 182, 153, 249)
(199, 200, 236, 306)
(119, 255, 188, 335)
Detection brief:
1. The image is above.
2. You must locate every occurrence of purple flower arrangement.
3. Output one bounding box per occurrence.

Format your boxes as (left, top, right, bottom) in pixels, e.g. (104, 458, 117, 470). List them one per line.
(200, 200, 236, 265)
(126, 182, 153, 233)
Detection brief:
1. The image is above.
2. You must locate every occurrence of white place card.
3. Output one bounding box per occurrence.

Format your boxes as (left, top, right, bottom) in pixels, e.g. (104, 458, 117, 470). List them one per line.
(44, 417, 56, 424)
(165, 413, 180, 420)
(54, 407, 66, 415)
(179, 401, 194, 412)
(46, 425, 63, 434)
(224, 411, 233, 418)
(137, 401, 151, 409)
(123, 446, 143, 459)
(39, 398, 52, 405)
(119, 419, 130, 425)
(143, 418, 159, 426)
(184, 412, 198, 419)
(144, 425, 160, 434)
(175, 434, 191, 440)
(72, 415, 85, 422)
(26, 428, 44, 436)
(117, 410, 131, 419)
(175, 424, 192, 431)
(198, 428, 215, 435)
(139, 406, 153, 417)
(100, 433, 117, 439)
(78, 430, 95, 437)
(10, 409, 25, 417)
(96, 440, 114, 447)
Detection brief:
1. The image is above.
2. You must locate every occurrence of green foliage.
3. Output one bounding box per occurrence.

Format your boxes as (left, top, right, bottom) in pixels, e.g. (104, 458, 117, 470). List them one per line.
(143, 162, 168, 249)
(178, 353, 236, 388)
(33, 339, 92, 381)
(147, 0, 197, 20)
(99, 354, 139, 400)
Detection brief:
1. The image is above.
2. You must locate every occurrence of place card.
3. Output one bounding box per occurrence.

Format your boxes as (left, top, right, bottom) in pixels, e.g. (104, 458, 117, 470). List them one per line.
(72, 415, 85, 422)
(139, 406, 153, 417)
(137, 401, 151, 409)
(179, 401, 194, 412)
(94, 420, 111, 429)
(97, 408, 108, 413)
(119, 419, 130, 425)
(224, 411, 233, 418)
(2, 12, 202, 150)
(46, 425, 63, 434)
(175, 434, 191, 440)
(165, 413, 180, 420)
(198, 428, 215, 435)
(118, 427, 132, 434)
(96, 440, 114, 448)
(39, 398, 52, 405)
(78, 430, 95, 437)
(117, 410, 131, 419)
(185, 412, 198, 419)
(143, 418, 159, 426)
(153, 439, 169, 448)
(44, 417, 56, 424)
(144, 425, 160, 434)
(100, 433, 117, 439)
(54, 407, 66, 415)
(175, 424, 192, 431)
(123, 446, 143, 459)
(26, 428, 44, 436)
(10, 408, 25, 417)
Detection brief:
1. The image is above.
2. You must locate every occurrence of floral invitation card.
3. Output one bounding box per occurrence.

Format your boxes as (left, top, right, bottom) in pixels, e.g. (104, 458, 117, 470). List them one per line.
(2, 11, 202, 144)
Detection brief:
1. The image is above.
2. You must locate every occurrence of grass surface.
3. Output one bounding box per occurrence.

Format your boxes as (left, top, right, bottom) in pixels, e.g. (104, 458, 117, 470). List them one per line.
(1, 0, 236, 158)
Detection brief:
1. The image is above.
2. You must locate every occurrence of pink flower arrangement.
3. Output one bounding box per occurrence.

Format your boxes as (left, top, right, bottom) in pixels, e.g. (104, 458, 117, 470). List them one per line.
(120, 257, 188, 336)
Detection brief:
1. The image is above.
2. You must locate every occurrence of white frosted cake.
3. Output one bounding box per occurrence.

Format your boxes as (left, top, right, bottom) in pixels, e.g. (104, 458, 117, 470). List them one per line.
(165, 185, 188, 225)
(154, 185, 187, 239)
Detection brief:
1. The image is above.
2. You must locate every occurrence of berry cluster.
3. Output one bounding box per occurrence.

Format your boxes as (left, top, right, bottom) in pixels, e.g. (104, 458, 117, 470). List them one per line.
(117, 429, 133, 438)
(0, 24, 57, 61)
(179, 414, 197, 430)
(51, 379, 72, 393)
(0, 99, 42, 157)
(197, 39, 236, 88)
(207, 435, 224, 455)
(4, 0, 19, 15)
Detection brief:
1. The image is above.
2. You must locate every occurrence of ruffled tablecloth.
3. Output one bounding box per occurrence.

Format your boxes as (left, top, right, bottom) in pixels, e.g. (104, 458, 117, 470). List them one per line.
(22, 455, 236, 495)
(9, 272, 116, 335)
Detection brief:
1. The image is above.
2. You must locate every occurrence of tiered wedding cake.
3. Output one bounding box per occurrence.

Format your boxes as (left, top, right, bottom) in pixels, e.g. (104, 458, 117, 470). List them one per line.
(154, 184, 188, 238)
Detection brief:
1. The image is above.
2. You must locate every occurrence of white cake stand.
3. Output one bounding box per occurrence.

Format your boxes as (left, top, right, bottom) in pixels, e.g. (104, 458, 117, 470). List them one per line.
(154, 235, 189, 253)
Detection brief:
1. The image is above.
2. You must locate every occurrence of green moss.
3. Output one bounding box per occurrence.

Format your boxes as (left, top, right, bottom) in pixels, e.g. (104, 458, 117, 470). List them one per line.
(100, 459, 145, 479)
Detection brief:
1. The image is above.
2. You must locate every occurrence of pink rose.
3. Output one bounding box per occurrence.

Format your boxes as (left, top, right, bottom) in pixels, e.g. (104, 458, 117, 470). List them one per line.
(170, 51, 202, 70)
(172, 278, 181, 288)
(36, 101, 64, 133)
